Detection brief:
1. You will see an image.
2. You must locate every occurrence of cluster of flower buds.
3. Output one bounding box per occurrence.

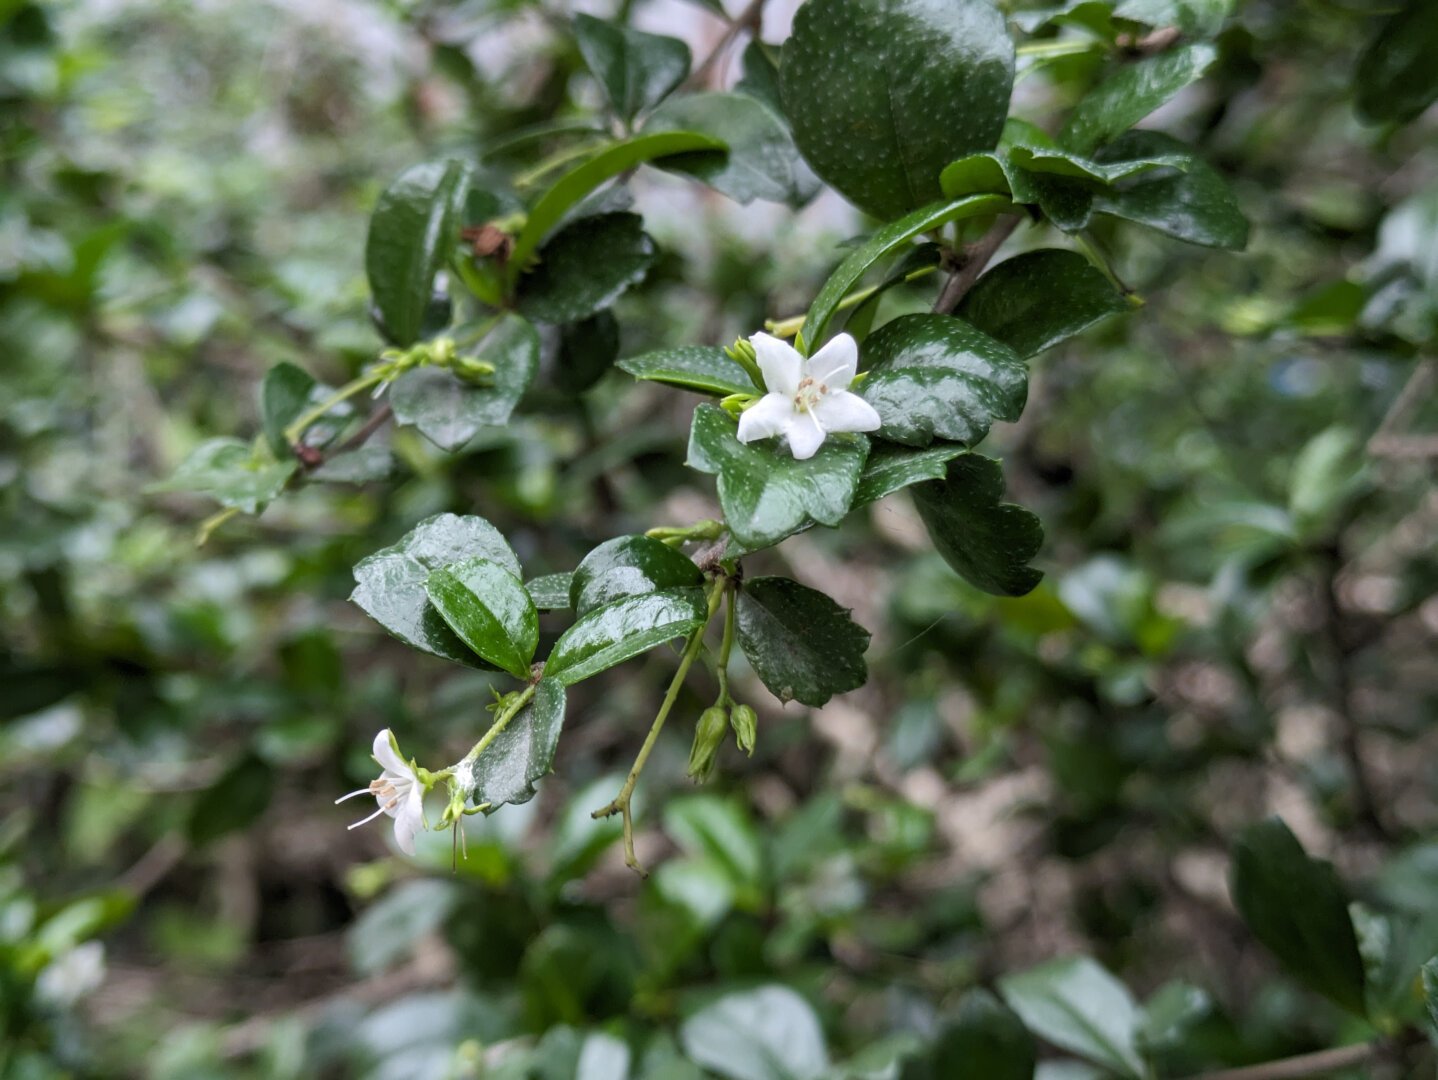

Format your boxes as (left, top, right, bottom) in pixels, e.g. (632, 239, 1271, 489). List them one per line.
(687, 702, 758, 782)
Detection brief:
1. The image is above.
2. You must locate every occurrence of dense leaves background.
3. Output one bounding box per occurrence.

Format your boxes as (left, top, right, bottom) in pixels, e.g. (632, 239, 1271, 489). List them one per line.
(2, 0, 1438, 1077)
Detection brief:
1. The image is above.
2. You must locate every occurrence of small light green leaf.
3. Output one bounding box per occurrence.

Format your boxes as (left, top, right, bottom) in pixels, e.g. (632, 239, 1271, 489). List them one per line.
(1230, 817, 1369, 1016)
(389, 313, 540, 452)
(573, 14, 691, 124)
(780, 0, 1014, 218)
(736, 576, 869, 707)
(648, 92, 816, 205)
(468, 679, 567, 809)
(680, 985, 829, 1080)
(686, 403, 869, 551)
(999, 957, 1146, 1080)
(617, 345, 758, 396)
(525, 572, 574, 611)
(901, 990, 1034, 1080)
(958, 249, 1130, 358)
(365, 159, 471, 346)
(854, 442, 969, 508)
(517, 212, 656, 324)
(1356, 0, 1438, 125)
(543, 587, 708, 686)
(351, 513, 521, 666)
(570, 535, 703, 618)
(911, 454, 1043, 597)
(426, 557, 539, 678)
(157, 438, 296, 514)
(860, 313, 1028, 447)
(1059, 43, 1217, 154)
(802, 194, 1010, 347)
(1091, 131, 1248, 250)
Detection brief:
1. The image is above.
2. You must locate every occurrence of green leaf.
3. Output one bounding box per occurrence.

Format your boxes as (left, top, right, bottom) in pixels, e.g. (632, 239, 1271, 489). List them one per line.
(260, 362, 349, 456)
(853, 442, 969, 508)
(517, 212, 657, 324)
(779, 0, 1014, 218)
(507, 131, 725, 280)
(389, 313, 540, 452)
(1059, 43, 1217, 154)
(1113, 0, 1233, 36)
(1356, 0, 1438, 125)
(425, 557, 539, 678)
(859, 313, 1028, 447)
(543, 587, 708, 686)
(686, 404, 869, 550)
(958, 249, 1130, 359)
(911, 454, 1043, 597)
(736, 39, 783, 113)
(1423, 957, 1438, 1027)
(187, 755, 274, 847)
(1230, 817, 1368, 1016)
(569, 535, 703, 618)
(802, 195, 1009, 347)
(680, 985, 829, 1080)
(573, 14, 690, 124)
(1091, 132, 1249, 250)
(157, 438, 296, 514)
(617, 345, 758, 396)
(469, 679, 567, 809)
(365, 159, 471, 346)
(1137, 981, 1211, 1054)
(525, 572, 574, 611)
(557, 309, 619, 393)
(662, 795, 765, 895)
(736, 577, 869, 707)
(999, 957, 1146, 1080)
(901, 990, 1034, 1080)
(351, 513, 522, 666)
(647, 92, 815, 205)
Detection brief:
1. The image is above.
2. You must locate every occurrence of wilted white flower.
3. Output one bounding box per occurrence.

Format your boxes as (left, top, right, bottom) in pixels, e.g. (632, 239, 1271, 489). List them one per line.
(336, 729, 425, 855)
(736, 332, 880, 460)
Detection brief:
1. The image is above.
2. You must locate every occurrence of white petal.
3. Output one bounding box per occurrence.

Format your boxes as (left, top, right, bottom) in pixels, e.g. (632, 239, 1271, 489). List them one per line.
(737, 393, 796, 444)
(806, 333, 859, 389)
(392, 788, 424, 855)
(750, 332, 802, 397)
(371, 729, 413, 780)
(785, 411, 827, 460)
(813, 389, 881, 434)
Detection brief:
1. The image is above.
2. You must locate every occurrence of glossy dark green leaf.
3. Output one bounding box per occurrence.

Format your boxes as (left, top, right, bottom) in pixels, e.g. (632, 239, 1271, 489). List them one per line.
(570, 535, 703, 618)
(544, 587, 708, 686)
(426, 556, 539, 678)
(854, 443, 969, 508)
(958, 249, 1130, 358)
(687, 404, 869, 550)
(468, 679, 567, 809)
(1113, 0, 1233, 36)
(365, 159, 471, 347)
(860, 314, 1028, 447)
(389, 313, 540, 452)
(187, 755, 274, 847)
(901, 990, 1034, 1080)
(680, 985, 829, 1080)
(260, 362, 350, 456)
(1000, 957, 1145, 1079)
(1230, 817, 1368, 1016)
(517, 212, 656, 324)
(911, 454, 1043, 597)
(525, 572, 574, 611)
(617, 346, 758, 396)
(736, 39, 783, 113)
(557, 309, 619, 393)
(802, 194, 1009, 347)
(157, 438, 296, 514)
(1092, 131, 1248, 250)
(1059, 43, 1217, 154)
(736, 576, 868, 707)
(573, 14, 691, 124)
(507, 131, 725, 279)
(1356, 0, 1438, 125)
(351, 513, 522, 666)
(648, 92, 816, 205)
(780, 0, 1014, 218)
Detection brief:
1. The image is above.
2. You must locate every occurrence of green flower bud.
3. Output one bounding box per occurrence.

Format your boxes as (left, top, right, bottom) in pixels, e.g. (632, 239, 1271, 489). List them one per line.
(687, 706, 729, 782)
(730, 704, 757, 756)
(452, 356, 496, 386)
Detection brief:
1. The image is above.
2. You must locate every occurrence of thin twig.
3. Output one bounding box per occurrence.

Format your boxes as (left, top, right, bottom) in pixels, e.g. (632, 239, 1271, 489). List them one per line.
(1367, 357, 1434, 457)
(932, 215, 1022, 314)
(332, 403, 393, 457)
(685, 0, 767, 90)
(1183, 1040, 1379, 1080)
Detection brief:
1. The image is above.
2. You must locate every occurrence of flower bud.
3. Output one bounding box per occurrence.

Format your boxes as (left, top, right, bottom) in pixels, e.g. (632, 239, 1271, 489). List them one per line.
(687, 706, 729, 782)
(452, 356, 496, 386)
(729, 704, 757, 756)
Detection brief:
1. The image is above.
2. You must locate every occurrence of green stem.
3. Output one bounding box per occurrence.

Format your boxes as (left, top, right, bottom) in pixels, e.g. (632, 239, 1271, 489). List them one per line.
(715, 583, 736, 706)
(766, 264, 940, 339)
(1016, 38, 1104, 59)
(195, 506, 240, 546)
(593, 575, 728, 874)
(461, 682, 539, 766)
(282, 369, 388, 447)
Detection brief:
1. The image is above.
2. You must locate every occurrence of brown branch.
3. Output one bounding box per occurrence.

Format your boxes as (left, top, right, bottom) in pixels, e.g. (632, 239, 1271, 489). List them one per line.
(293, 403, 393, 471)
(1183, 1041, 1379, 1080)
(684, 0, 767, 90)
(932, 215, 1022, 314)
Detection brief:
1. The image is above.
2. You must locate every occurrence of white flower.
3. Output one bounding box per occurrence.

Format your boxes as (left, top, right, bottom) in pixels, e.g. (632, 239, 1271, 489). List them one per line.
(335, 729, 425, 855)
(736, 332, 881, 460)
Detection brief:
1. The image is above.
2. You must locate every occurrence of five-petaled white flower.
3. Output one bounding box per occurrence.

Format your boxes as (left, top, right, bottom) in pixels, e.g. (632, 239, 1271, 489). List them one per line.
(736, 331, 881, 460)
(336, 729, 425, 855)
